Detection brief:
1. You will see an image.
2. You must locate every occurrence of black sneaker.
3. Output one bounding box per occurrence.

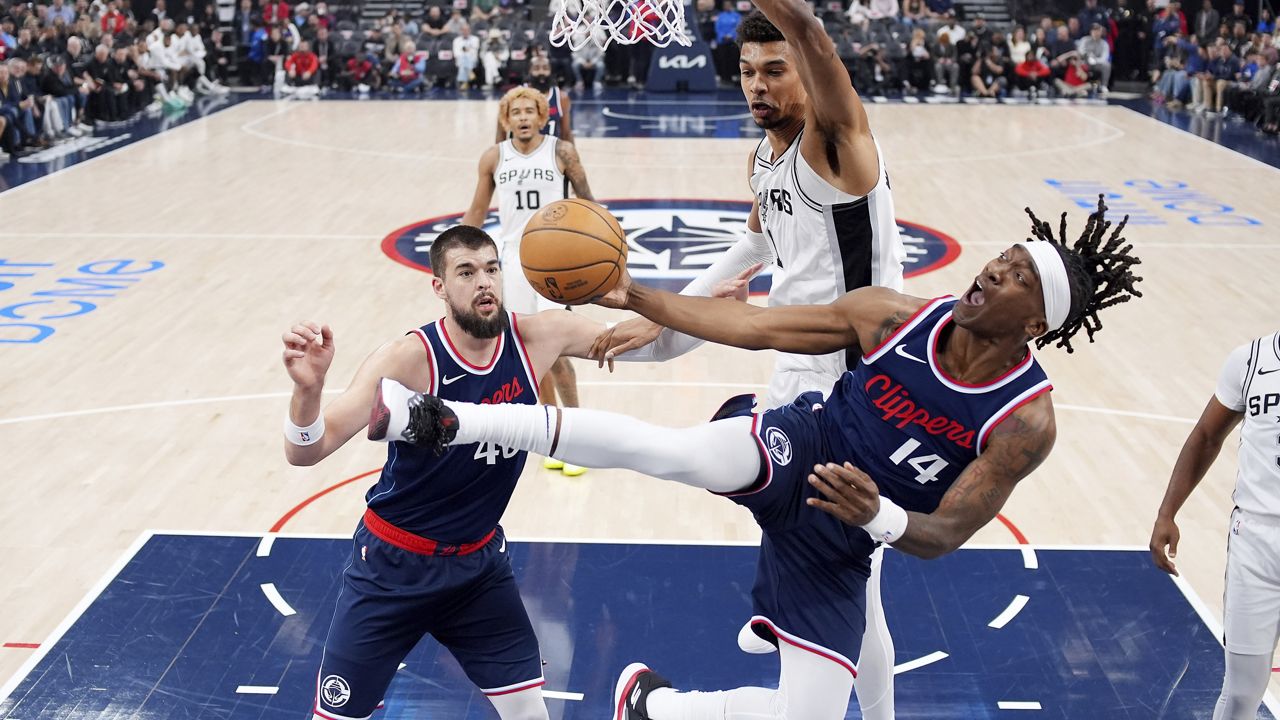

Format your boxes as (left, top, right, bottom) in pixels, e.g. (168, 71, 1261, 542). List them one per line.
(367, 378, 458, 455)
(613, 663, 672, 720)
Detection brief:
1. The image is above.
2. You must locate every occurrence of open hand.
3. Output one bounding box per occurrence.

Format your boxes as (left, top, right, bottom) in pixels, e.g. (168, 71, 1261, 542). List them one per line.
(596, 265, 634, 309)
(282, 321, 334, 390)
(710, 262, 764, 302)
(589, 315, 659, 367)
(806, 462, 881, 526)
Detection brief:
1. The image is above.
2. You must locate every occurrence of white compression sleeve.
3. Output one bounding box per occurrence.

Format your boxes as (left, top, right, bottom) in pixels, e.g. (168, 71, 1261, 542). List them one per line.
(647, 639, 855, 720)
(1212, 650, 1273, 720)
(488, 686, 550, 720)
(617, 229, 776, 363)
(444, 402, 761, 494)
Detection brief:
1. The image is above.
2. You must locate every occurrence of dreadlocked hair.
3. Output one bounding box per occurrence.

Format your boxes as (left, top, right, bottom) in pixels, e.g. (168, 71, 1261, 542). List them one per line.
(1024, 194, 1144, 353)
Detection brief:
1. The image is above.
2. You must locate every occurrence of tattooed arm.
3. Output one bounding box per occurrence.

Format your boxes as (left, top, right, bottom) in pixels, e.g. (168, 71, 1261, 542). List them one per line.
(807, 395, 1056, 559)
(555, 140, 594, 202)
(600, 281, 927, 356)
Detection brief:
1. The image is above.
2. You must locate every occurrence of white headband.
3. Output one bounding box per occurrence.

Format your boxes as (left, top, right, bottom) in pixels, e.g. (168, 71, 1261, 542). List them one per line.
(1017, 241, 1071, 332)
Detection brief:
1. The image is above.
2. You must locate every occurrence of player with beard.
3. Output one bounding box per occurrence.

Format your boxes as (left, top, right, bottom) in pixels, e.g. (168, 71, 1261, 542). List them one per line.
(589, 3, 906, 715)
(282, 226, 752, 720)
(495, 55, 573, 143)
(371, 199, 1143, 720)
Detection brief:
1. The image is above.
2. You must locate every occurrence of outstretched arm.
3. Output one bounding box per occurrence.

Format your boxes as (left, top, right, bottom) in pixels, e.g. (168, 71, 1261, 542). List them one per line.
(753, 0, 878, 194)
(555, 140, 594, 201)
(808, 394, 1056, 559)
(605, 272, 917, 356)
(462, 145, 499, 227)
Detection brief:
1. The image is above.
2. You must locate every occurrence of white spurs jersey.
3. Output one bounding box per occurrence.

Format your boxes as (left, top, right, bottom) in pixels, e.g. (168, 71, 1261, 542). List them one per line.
(750, 128, 907, 406)
(494, 135, 567, 246)
(1216, 332, 1280, 518)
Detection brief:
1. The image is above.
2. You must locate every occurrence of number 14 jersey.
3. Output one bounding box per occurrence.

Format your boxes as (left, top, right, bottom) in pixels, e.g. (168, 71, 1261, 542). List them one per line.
(826, 297, 1053, 513)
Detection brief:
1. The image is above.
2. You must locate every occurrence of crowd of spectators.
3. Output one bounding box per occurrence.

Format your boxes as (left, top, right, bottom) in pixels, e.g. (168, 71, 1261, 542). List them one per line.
(1149, 0, 1280, 133)
(3, 0, 1280, 158)
(0, 0, 231, 157)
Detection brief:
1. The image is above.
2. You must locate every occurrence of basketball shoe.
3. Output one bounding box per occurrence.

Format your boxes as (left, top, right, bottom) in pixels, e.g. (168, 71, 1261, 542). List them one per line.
(368, 378, 457, 455)
(613, 663, 671, 720)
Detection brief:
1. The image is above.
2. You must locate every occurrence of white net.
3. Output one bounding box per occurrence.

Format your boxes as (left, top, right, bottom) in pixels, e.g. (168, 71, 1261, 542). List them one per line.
(549, 0, 692, 49)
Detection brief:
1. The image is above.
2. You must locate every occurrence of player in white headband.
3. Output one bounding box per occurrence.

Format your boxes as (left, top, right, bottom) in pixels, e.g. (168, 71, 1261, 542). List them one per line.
(371, 196, 1144, 720)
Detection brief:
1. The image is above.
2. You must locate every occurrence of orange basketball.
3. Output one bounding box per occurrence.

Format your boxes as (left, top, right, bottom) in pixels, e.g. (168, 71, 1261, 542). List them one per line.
(520, 199, 628, 306)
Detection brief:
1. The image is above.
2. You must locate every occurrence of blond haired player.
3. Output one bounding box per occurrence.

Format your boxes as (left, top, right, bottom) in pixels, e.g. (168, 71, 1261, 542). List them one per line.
(463, 86, 595, 475)
(1151, 331, 1280, 720)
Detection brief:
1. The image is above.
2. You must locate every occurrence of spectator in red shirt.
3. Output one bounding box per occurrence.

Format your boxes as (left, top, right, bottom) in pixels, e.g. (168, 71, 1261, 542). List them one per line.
(1013, 53, 1051, 97)
(263, 0, 290, 26)
(100, 1, 127, 34)
(339, 52, 379, 91)
(285, 39, 318, 86)
(1055, 55, 1092, 96)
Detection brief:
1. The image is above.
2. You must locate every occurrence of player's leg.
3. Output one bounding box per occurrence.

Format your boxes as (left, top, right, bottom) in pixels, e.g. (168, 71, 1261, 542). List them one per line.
(1214, 510, 1280, 720)
(620, 639, 855, 720)
(372, 379, 763, 494)
(852, 546, 895, 720)
(313, 534, 425, 719)
(432, 536, 549, 720)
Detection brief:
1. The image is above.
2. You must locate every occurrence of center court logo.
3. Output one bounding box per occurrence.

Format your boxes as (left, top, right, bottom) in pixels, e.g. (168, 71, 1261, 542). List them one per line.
(321, 674, 352, 708)
(381, 199, 960, 293)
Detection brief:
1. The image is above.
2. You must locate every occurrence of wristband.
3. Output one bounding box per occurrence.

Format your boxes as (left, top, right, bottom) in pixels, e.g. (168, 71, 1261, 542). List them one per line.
(284, 413, 325, 446)
(861, 495, 908, 544)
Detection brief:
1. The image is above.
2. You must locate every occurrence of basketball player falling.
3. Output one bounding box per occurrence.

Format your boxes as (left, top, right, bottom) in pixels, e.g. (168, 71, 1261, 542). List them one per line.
(281, 226, 749, 720)
(594, 4, 907, 715)
(371, 197, 1143, 720)
(1150, 331, 1280, 720)
(464, 86, 595, 475)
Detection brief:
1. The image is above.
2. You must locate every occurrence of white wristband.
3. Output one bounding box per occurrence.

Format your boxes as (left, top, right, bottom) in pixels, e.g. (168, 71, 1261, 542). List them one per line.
(284, 413, 325, 446)
(861, 496, 908, 544)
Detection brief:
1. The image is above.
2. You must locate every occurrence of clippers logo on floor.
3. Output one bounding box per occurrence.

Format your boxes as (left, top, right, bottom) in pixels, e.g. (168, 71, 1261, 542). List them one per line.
(381, 200, 960, 293)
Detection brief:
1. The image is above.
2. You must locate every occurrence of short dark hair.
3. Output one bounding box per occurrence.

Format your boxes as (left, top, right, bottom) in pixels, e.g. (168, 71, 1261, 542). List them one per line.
(430, 225, 498, 277)
(736, 10, 784, 45)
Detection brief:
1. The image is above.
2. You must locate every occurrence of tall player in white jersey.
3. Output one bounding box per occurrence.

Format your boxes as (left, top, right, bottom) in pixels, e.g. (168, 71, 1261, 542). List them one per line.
(591, 3, 906, 715)
(464, 86, 595, 475)
(1151, 332, 1280, 720)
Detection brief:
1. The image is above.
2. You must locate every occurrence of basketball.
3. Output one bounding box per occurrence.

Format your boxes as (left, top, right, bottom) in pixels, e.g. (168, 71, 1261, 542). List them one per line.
(520, 199, 628, 306)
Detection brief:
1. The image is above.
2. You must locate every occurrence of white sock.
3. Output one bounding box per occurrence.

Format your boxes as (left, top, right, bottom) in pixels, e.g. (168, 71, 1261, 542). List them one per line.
(444, 400, 556, 456)
(647, 687, 780, 720)
(443, 403, 759, 494)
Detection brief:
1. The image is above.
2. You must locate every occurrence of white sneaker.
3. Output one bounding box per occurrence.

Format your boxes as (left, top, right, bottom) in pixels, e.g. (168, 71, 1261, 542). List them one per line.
(369, 378, 415, 443)
(356, 83, 370, 93)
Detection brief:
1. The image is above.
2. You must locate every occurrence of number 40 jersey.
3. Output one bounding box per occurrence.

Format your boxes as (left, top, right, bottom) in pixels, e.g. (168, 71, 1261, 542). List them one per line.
(365, 313, 540, 545)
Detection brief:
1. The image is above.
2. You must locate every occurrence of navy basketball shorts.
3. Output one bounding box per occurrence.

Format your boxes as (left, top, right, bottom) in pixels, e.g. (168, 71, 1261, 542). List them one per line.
(712, 392, 876, 675)
(313, 525, 543, 719)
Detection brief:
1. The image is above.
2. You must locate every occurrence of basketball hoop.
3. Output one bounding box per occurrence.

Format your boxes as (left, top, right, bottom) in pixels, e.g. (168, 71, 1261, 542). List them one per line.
(550, 0, 692, 50)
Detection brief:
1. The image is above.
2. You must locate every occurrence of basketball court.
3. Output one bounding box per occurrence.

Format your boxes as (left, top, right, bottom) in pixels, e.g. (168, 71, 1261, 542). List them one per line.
(1, 93, 1278, 717)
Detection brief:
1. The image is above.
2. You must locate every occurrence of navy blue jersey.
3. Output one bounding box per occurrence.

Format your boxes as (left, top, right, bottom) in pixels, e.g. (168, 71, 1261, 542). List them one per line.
(824, 296, 1053, 513)
(543, 85, 562, 138)
(366, 312, 539, 544)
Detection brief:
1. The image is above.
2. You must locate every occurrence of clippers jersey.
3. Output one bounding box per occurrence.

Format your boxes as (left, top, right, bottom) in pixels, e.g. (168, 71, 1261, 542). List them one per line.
(495, 135, 567, 246)
(750, 129, 907, 408)
(1215, 332, 1280, 518)
(366, 313, 539, 543)
(825, 297, 1053, 513)
(544, 85, 563, 138)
